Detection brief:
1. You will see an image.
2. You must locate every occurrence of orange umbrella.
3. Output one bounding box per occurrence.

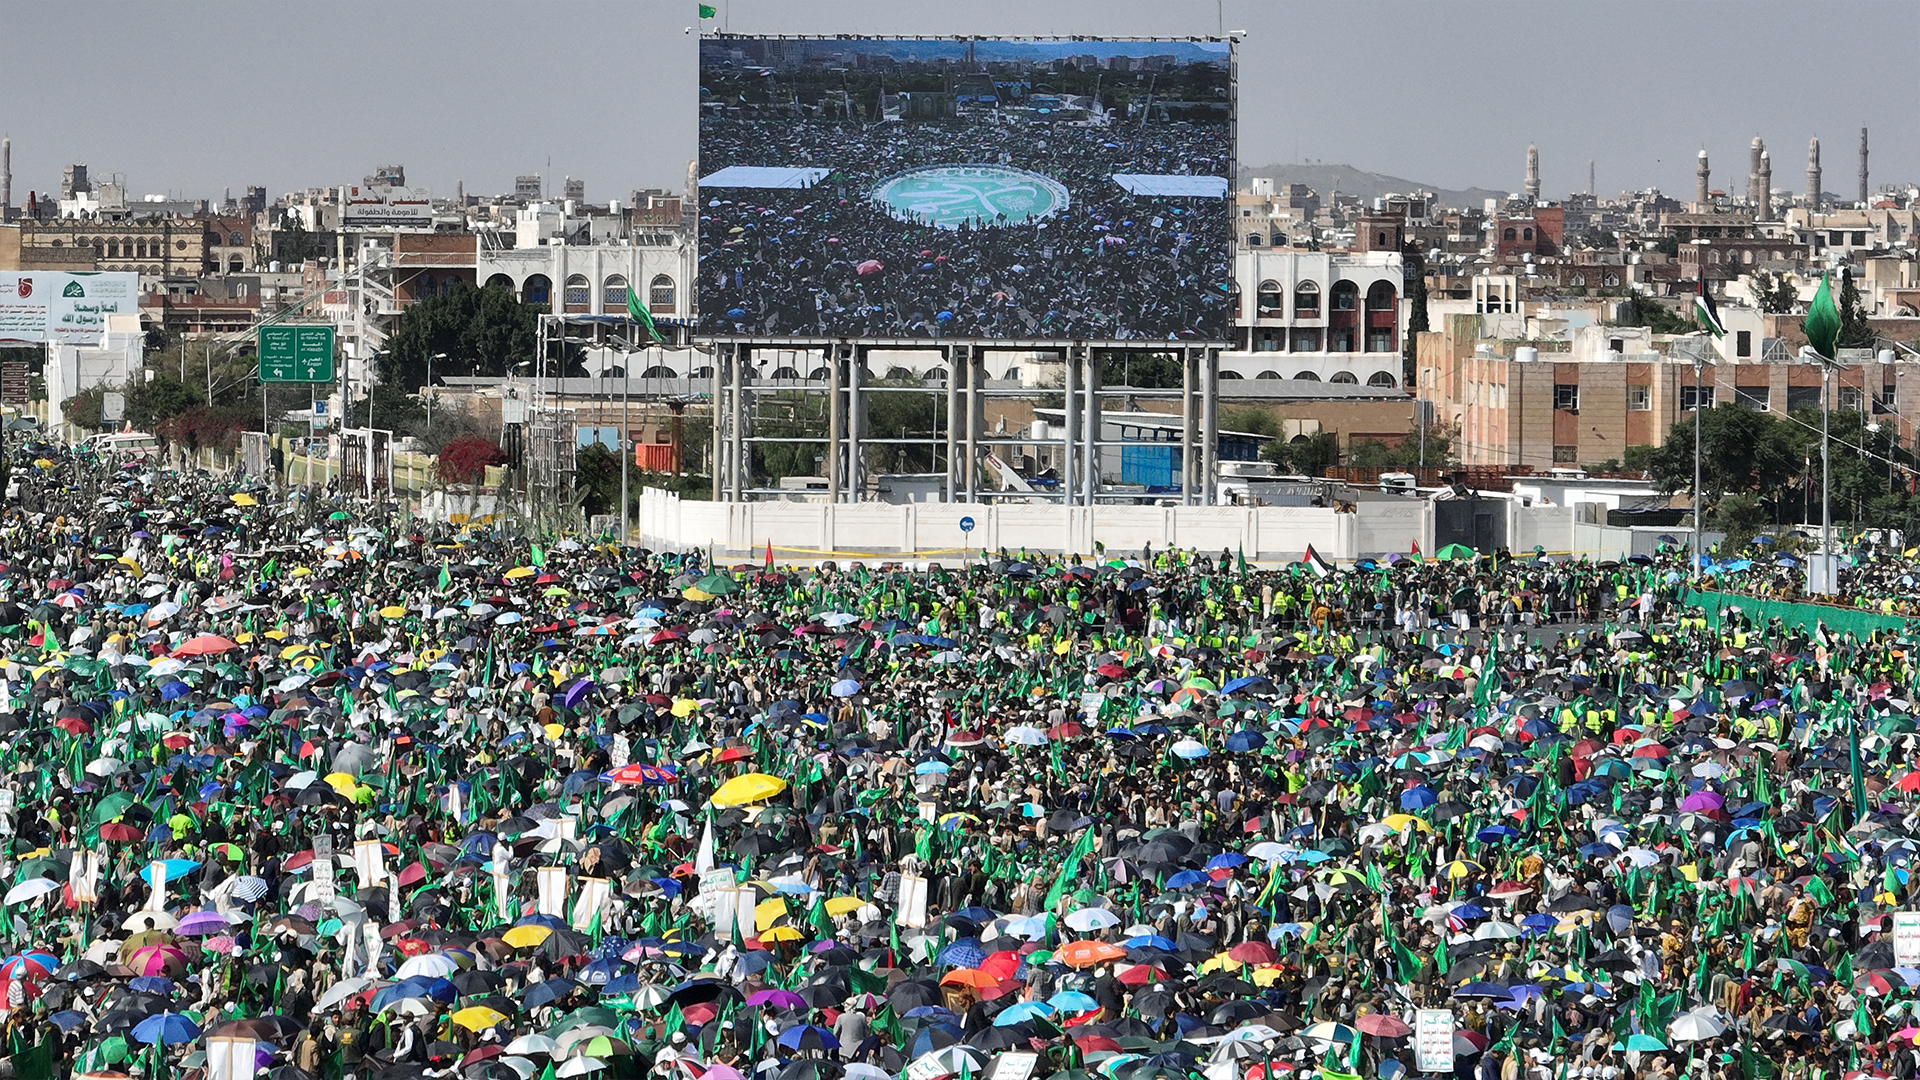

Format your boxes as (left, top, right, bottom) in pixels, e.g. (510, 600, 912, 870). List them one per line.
(1055, 940, 1127, 969)
(940, 968, 1001, 988)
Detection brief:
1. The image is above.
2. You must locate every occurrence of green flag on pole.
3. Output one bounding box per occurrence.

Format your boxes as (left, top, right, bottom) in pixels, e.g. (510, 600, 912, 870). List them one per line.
(1805, 271, 1841, 361)
(1043, 827, 1097, 912)
(628, 279, 667, 344)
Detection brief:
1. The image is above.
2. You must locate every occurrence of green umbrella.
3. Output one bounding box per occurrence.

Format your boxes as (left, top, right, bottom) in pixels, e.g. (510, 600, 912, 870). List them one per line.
(1434, 544, 1476, 561)
(694, 573, 740, 597)
(90, 792, 137, 826)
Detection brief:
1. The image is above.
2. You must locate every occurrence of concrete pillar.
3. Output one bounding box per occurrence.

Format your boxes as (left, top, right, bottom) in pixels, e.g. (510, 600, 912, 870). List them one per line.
(1081, 346, 1100, 505)
(944, 346, 960, 501)
(1200, 348, 1219, 506)
(828, 345, 844, 503)
(1062, 350, 1078, 506)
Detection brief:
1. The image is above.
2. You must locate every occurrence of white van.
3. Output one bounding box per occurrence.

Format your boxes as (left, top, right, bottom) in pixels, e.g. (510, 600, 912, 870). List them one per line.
(85, 432, 162, 460)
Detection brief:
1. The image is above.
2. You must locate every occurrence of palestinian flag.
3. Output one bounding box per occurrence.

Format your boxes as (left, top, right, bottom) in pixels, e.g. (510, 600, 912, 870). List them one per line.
(627, 281, 666, 344)
(1301, 545, 1335, 578)
(1694, 278, 1726, 338)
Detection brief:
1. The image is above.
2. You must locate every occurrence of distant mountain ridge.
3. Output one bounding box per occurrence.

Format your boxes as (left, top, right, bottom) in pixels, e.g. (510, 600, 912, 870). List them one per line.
(1239, 162, 1511, 210)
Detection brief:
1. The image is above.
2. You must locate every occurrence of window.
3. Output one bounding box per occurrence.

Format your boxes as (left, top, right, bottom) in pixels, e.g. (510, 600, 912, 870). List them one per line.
(1290, 328, 1322, 352)
(1736, 330, 1752, 357)
(1503, 228, 1517, 241)
(1254, 329, 1282, 352)
(603, 275, 629, 309)
(1246, 234, 1263, 248)
(1553, 384, 1580, 412)
(1603, 274, 1619, 287)
(523, 274, 552, 305)
(1628, 384, 1651, 410)
(1608, 338, 1624, 353)
(649, 274, 675, 309)
(228, 257, 243, 273)
(1681, 385, 1714, 410)
(1734, 385, 1769, 410)
(1329, 371, 1358, 384)
(1523, 228, 1534, 241)
(1256, 280, 1282, 316)
(1293, 371, 1321, 381)
(769, 366, 800, 380)
(1367, 371, 1398, 388)
(1331, 281, 1358, 311)
(1329, 329, 1355, 352)
(1553, 445, 1579, 463)
(1366, 281, 1396, 311)
(1786, 385, 1821, 411)
(1829, 232, 1843, 245)
(484, 274, 515, 292)
(230, 231, 245, 245)
(563, 274, 590, 311)
(1366, 330, 1394, 353)
(640, 365, 677, 379)
(1569, 274, 1585, 287)
(1294, 281, 1320, 316)
(1840, 386, 1865, 411)
(1853, 232, 1867, 246)
(1255, 370, 1282, 380)
(1376, 232, 1387, 247)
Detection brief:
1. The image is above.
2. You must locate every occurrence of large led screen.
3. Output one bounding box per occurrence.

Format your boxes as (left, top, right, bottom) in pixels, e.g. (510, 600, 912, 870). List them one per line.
(698, 37, 1234, 342)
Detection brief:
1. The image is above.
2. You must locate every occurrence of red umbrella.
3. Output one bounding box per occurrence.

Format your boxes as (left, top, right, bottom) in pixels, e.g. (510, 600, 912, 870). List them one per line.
(1357, 1013, 1411, 1038)
(54, 716, 92, 736)
(1227, 941, 1276, 965)
(99, 823, 143, 842)
(174, 634, 240, 658)
(855, 260, 884, 276)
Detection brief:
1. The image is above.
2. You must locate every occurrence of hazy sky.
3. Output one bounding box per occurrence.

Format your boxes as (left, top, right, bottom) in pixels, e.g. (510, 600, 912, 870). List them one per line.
(3, 0, 1915, 206)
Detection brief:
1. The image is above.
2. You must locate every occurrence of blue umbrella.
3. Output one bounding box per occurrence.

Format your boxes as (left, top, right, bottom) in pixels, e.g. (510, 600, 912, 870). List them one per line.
(1049, 991, 1099, 1012)
(1399, 786, 1437, 810)
(1205, 852, 1248, 870)
(777, 1024, 840, 1051)
(831, 679, 861, 698)
(937, 941, 986, 969)
(993, 1001, 1056, 1026)
(562, 679, 596, 710)
(1125, 934, 1178, 951)
(1224, 730, 1266, 753)
(522, 976, 578, 1010)
(1164, 869, 1210, 889)
(138, 860, 200, 886)
(132, 1012, 200, 1045)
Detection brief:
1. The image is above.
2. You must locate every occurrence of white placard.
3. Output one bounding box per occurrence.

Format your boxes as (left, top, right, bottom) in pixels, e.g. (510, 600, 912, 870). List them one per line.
(70, 848, 98, 904)
(1893, 911, 1920, 967)
(446, 783, 464, 824)
(727, 886, 758, 941)
(493, 843, 514, 919)
(536, 866, 569, 918)
(145, 861, 167, 911)
(895, 873, 929, 928)
(572, 877, 611, 931)
(361, 921, 384, 979)
(611, 734, 631, 768)
(557, 816, 577, 843)
(1414, 1010, 1455, 1074)
(993, 1052, 1039, 1080)
(353, 839, 387, 888)
(206, 1035, 259, 1080)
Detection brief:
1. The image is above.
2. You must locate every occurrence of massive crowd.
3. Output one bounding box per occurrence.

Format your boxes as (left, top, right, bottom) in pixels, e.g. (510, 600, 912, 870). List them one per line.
(698, 94, 1232, 340)
(3, 445, 1920, 1080)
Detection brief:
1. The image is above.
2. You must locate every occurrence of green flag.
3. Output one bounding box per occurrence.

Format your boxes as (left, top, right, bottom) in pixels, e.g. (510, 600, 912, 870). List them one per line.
(627, 279, 667, 344)
(530, 543, 547, 567)
(438, 561, 452, 591)
(1805, 270, 1841, 361)
(699, 3, 716, 15)
(1044, 827, 1097, 912)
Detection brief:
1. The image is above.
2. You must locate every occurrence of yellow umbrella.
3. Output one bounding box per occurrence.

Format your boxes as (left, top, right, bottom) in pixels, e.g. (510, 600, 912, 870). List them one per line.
(279, 644, 311, 660)
(760, 925, 806, 943)
(1198, 952, 1243, 973)
(543, 723, 565, 742)
(323, 772, 359, 794)
(823, 897, 865, 917)
(1249, 966, 1286, 986)
(230, 493, 258, 507)
(378, 606, 408, 619)
(754, 897, 788, 932)
(502, 924, 552, 948)
(290, 567, 313, 579)
(504, 566, 537, 580)
(710, 773, 787, 808)
(116, 556, 142, 574)
(451, 1006, 508, 1031)
(682, 587, 716, 602)
(1440, 859, 1484, 880)
(670, 699, 701, 718)
(1379, 814, 1433, 833)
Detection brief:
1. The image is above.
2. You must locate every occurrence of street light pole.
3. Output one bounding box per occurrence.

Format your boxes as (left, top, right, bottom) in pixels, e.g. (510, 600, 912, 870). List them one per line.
(1821, 358, 1833, 594)
(428, 352, 445, 434)
(1693, 352, 1703, 584)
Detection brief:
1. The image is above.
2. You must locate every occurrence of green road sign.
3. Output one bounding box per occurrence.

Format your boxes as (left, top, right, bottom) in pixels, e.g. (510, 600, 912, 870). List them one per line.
(258, 324, 336, 383)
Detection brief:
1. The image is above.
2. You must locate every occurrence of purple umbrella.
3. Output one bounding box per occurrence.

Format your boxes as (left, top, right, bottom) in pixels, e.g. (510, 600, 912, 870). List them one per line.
(746, 988, 809, 1011)
(176, 910, 233, 936)
(561, 679, 596, 711)
(1678, 791, 1725, 812)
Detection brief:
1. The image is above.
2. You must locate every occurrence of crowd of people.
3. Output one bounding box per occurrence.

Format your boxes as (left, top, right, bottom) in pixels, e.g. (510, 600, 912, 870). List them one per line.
(697, 66, 1232, 340)
(4, 445, 1920, 1080)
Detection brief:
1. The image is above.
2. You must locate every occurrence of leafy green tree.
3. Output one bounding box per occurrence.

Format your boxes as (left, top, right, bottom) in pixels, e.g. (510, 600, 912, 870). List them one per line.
(1264, 430, 1340, 476)
(573, 442, 626, 519)
(1609, 295, 1693, 334)
(863, 380, 942, 473)
(1839, 267, 1876, 349)
(1098, 351, 1183, 389)
(383, 284, 541, 392)
(1641, 405, 1801, 506)
(127, 374, 204, 435)
(1344, 423, 1454, 469)
(1749, 270, 1799, 315)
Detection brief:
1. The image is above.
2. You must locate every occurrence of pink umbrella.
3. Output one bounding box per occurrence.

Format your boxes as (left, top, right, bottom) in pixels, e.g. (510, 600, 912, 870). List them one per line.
(1678, 791, 1724, 812)
(855, 260, 884, 276)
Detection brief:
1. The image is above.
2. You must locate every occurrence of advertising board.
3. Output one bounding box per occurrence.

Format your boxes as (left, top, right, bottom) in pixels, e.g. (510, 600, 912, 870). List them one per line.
(342, 185, 434, 229)
(0, 272, 142, 344)
(697, 36, 1233, 342)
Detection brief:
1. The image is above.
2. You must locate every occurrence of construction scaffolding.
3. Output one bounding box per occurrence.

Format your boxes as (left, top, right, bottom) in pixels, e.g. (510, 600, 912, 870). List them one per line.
(709, 343, 1224, 505)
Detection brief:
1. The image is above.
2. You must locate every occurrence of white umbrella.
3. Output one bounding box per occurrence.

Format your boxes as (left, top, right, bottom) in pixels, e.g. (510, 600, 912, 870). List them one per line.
(1668, 1007, 1727, 1042)
(316, 976, 373, 1012)
(1473, 921, 1524, 940)
(556, 1058, 606, 1078)
(507, 1034, 562, 1057)
(3, 878, 61, 905)
(395, 953, 460, 980)
(1064, 907, 1120, 932)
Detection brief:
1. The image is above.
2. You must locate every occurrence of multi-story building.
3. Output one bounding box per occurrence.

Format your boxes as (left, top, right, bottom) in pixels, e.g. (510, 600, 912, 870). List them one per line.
(1224, 249, 1405, 387)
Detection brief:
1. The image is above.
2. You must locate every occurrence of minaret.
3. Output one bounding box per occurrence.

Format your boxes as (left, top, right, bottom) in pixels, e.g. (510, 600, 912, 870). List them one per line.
(1524, 144, 1540, 202)
(1859, 127, 1870, 204)
(1807, 137, 1822, 211)
(1588, 160, 1595, 197)
(1747, 137, 1764, 207)
(1757, 150, 1772, 219)
(0, 138, 10, 222)
(1695, 150, 1711, 206)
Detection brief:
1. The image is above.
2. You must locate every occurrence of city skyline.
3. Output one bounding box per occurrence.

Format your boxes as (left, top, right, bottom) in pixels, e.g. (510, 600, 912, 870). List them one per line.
(1, 0, 1915, 207)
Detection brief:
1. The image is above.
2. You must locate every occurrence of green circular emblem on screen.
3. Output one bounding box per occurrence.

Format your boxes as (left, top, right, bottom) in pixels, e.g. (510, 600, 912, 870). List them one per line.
(870, 165, 1070, 230)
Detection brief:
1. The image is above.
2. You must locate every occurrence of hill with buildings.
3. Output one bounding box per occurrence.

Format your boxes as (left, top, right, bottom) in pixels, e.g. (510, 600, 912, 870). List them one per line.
(1239, 162, 1508, 210)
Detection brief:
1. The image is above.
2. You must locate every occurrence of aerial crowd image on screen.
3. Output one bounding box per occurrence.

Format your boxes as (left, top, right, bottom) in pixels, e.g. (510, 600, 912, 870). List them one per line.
(697, 37, 1234, 342)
